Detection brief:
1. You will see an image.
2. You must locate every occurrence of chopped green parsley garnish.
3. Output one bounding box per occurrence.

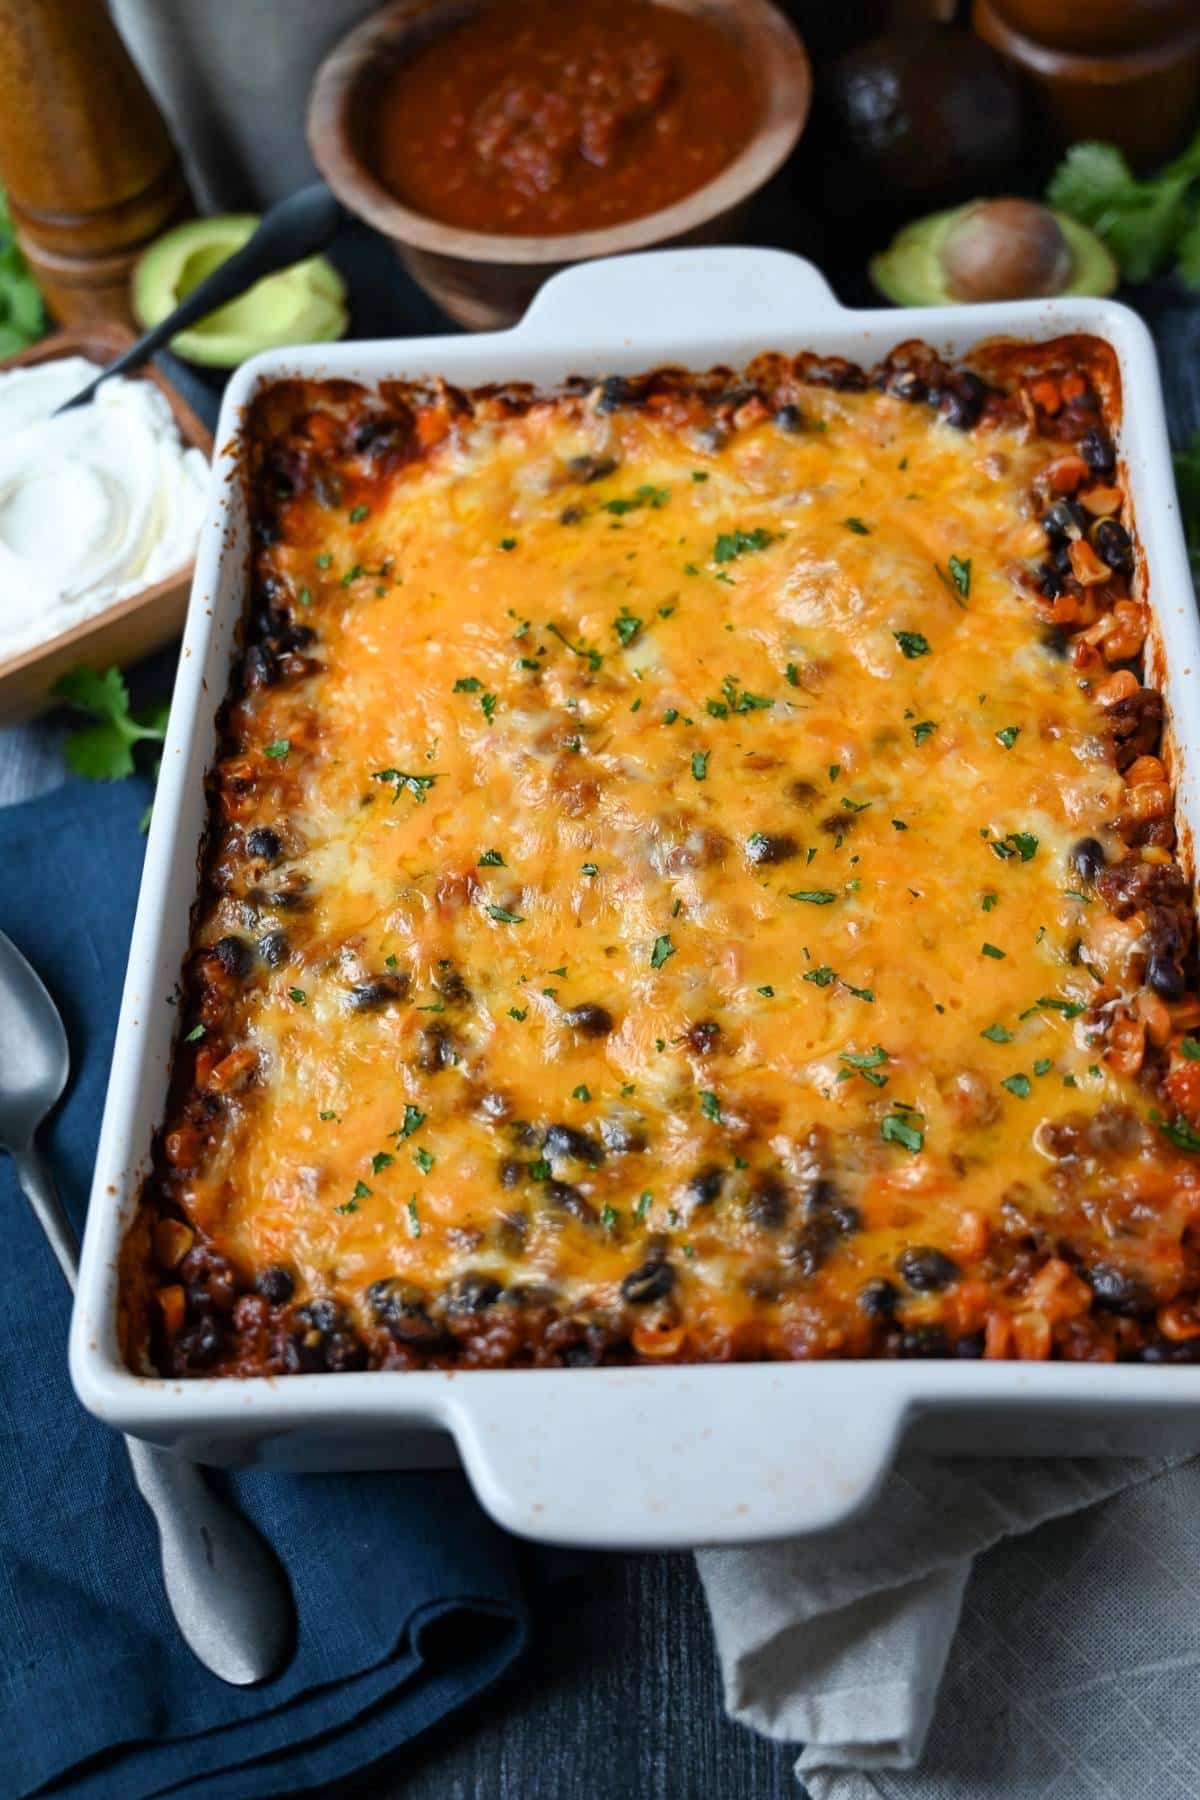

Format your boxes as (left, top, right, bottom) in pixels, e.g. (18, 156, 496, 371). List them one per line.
(480, 692, 498, 721)
(371, 769, 437, 803)
(881, 1111, 924, 1152)
(315, 551, 331, 569)
(1181, 1036, 1200, 1060)
(842, 516, 870, 534)
(982, 892, 998, 912)
(264, 739, 290, 759)
(183, 1023, 206, 1043)
(1002, 1074, 1032, 1099)
(803, 965, 837, 987)
(988, 829, 1038, 863)
(349, 504, 370, 523)
(1033, 1058, 1053, 1076)
(995, 726, 1021, 749)
(546, 622, 602, 671)
(894, 631, 930, 659)
(573, 1084, 591, 1102)
(604, 484, 669, 515)
(1153, 1109, 1200, 1152)
(713, 526, 775, 563)
(454, 675, 482, 692)
(614, 609, 642, 645)
(394, 1105, 425, 1140)
(839, 1045, 889, 1087)
(981, 1023, 1013, 1043)
(371, 1152, 393, 1175)
(499, 537, 517, 550)
(981, 943, 1006, 959)
(691, 470, 709, 482)
(692, 750, 709, 781)
(508, 1007, 527, 1021)
(789, 890, 837, 905)
(757, 985, 775, 997)
(413, 1147, 435, 1173)
(634, 1191, 653, 1223)
(478, 849, 505, 866)
(911, 720, 938, 746)
(289, 987, 307, 1005)
(406, 1197, 422, 1237)
(580, 862, 599, 877)
(651, 934, 675, 969)
(486, 904, 524, 924)
(699, 1090, 721, 1121)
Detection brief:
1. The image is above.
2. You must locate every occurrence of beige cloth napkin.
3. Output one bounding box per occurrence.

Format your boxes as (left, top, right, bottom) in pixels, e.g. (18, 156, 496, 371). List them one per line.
(698, 1452, 1194, 1797)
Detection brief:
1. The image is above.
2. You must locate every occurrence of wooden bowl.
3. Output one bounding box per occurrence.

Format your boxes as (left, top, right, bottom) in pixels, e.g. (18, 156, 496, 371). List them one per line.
(0, 325, 212, 722)
(307, 0, 812, 330)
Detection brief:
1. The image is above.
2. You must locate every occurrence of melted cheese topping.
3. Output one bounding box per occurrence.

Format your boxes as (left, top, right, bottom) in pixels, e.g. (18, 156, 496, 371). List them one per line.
(147, 370, 1200, 1366)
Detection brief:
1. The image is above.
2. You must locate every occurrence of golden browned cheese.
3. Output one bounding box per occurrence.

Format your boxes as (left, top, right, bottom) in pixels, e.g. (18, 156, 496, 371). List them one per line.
(129, 347, 1200, 1373)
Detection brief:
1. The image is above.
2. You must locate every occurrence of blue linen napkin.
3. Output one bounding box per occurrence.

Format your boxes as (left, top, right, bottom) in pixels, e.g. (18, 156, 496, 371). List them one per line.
(0, 774, 534, 1799)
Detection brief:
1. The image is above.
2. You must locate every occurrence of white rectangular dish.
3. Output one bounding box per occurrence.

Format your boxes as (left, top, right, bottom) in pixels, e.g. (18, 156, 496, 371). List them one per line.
(70, 247, 1200, 1550)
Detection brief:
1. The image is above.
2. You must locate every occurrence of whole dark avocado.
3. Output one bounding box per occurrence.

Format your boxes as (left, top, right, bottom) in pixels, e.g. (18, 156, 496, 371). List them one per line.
(819, 28, 1029, 225)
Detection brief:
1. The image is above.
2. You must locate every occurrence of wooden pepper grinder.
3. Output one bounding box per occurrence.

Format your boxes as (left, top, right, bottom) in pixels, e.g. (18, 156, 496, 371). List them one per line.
(973, 0, 1200, 168)
(0, 0, 191, 326)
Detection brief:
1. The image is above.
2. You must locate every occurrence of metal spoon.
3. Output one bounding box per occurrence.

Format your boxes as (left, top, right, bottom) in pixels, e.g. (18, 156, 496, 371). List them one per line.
(0, 927, 294, 1684)
(53, 181, 344, 414)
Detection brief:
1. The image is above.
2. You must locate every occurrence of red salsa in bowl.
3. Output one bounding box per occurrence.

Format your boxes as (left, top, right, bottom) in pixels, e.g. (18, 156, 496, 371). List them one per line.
(371, 0, 761, 236)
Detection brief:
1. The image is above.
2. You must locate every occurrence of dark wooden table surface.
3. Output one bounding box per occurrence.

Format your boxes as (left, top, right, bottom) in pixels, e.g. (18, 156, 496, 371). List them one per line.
(166, 228, 1200, 1800)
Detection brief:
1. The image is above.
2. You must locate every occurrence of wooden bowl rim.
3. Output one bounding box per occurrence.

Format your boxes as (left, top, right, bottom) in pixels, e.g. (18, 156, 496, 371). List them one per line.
(307, 0, 811, 265)
(0, 325, 213, 687)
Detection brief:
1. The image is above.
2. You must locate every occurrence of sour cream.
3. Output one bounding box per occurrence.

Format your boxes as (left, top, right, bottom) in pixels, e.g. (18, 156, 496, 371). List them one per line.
(0, 357, 208, 663)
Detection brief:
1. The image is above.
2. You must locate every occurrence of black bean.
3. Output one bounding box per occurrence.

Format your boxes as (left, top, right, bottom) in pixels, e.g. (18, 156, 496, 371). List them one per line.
(1037, 564, 1066, 602)
(417, 1023, 457, 1072)
(1138, 1337, 1200, 1364)
(1084, 1263, 1153, 1316)
(685, 1166, 725, 1206)
(258, 929, 290, 967)
(828, 1203, 862, 1237)
(1092, 518, 1133, 574)
(954, 1331, 986, 1358)
(599, 1116, 646, 1154)
(246, 826, 282, 862)
(434, 966, 472, 1004)
(746, 832, 799, 867)
(255, 1264, 295, 1305)
(349, 973, 409, 1010)
(324, 1330, 368, 1372)
(365, 1278, 448, 1347)
(545, 1180, 597, 1226)
(1042, 499, 1087, 546)
(858, 1278, 898, 1320)
(1080, 428, 1115, 476)
(354, 413, 405, 454)
(562, 1339, 604, 1367)
(896, 1246, 960, 1292)
(621, 1259, 675, 1304)
(283, 1331, 326, 1373)
(937, 373, 984, 431)
(745, 1177, 787, 1229)
(803, 1177, 843, 1217)
(446, 1272, 503, 1314)
(498, 1158, 524, 1189)
(1147, 954, 1186, 1001)
(567, 453, 618, 483)
(544, 1123, 603, 1165)
(1070, 837, 1106, 884)
(785, 1220, 835, 1279)
(886, 369, 927, 404)
(560, 505, 585, 525)
(213, 934, 253, 979)
(685, 1021, 721, 1056)
(596, 375, 639, 413)
(896, 1324, 950, 1358)
(774, 404, 806, 431)
(561, 1003, 614, 1037)
(297, 1298, 342, 1333)
(177, 1317, 226, 1368)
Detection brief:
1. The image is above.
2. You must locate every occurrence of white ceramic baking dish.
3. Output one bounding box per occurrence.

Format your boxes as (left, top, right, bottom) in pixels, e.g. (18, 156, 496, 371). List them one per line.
(70, 248, 1200, 1549)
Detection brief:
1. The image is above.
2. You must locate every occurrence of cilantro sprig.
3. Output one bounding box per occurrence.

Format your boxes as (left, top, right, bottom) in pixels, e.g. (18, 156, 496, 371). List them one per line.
(52, 666, 169, 788)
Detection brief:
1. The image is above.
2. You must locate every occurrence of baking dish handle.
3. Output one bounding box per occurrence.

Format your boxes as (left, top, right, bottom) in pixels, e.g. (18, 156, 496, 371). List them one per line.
(448, 1368, 903, 1550)
(516, 246, 842, 347)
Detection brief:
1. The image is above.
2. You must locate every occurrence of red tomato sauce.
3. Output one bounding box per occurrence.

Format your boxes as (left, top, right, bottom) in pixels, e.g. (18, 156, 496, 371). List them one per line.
(371, 0, 760, 236)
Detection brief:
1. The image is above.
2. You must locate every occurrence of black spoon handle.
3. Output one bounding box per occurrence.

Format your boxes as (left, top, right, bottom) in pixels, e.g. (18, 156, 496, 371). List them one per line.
(55, 183, 345, 414)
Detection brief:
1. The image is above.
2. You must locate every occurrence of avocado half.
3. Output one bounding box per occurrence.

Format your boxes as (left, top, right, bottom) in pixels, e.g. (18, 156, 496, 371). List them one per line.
(870, 200, 1117, 308)
(133, 215, 348, 368)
